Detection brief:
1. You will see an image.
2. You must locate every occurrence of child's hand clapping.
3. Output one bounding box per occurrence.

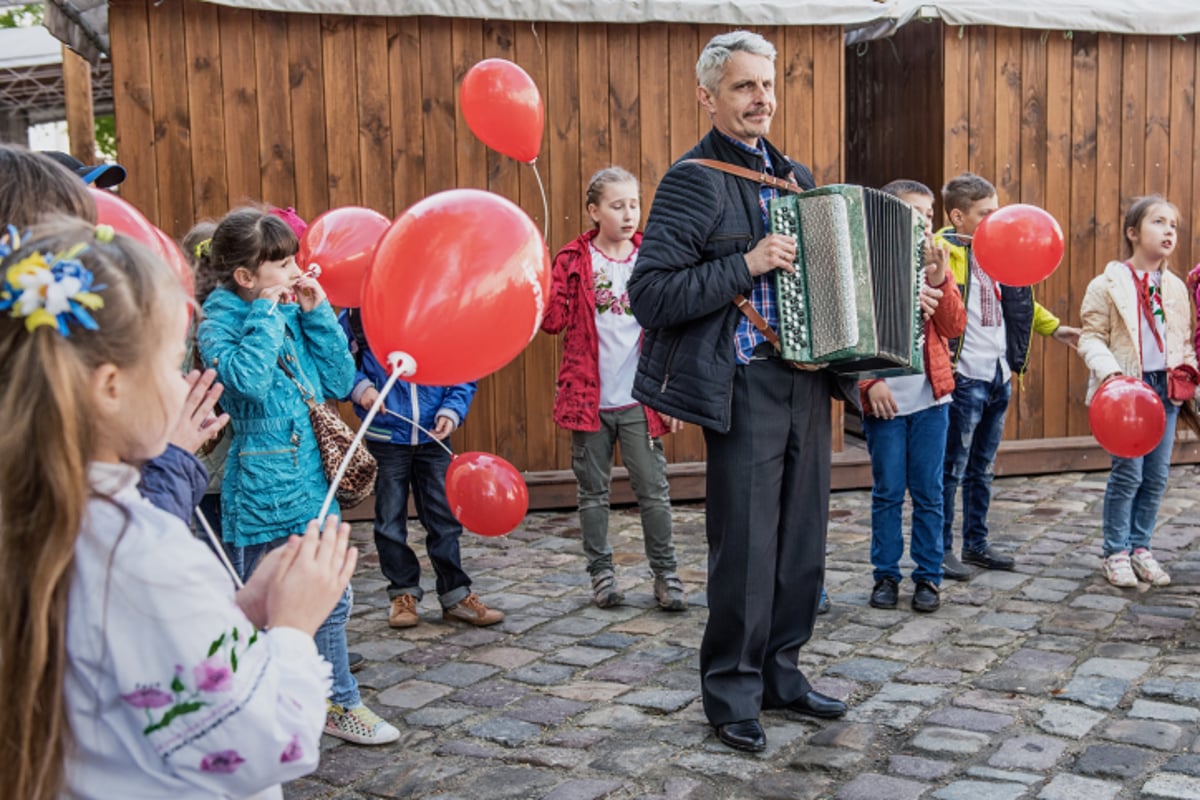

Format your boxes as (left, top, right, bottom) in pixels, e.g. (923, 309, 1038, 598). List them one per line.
(263, 516, 358, 636)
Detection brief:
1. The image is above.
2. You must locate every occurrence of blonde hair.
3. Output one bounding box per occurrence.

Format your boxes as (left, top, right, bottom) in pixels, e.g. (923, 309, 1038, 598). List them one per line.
(0, 144, 96, 228)
(0, 219, 184, 800)
(585, 167, 639, 229)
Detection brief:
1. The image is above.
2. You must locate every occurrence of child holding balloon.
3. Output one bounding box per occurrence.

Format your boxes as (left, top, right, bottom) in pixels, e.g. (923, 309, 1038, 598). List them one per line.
(935, 173, 1079, 579)
(542, 166, 687, 611)
(0, 220, 356, 799)
(1079, 195, 1198, 588)
(194, 207, 399, 746)
(340, 309, 504, 630)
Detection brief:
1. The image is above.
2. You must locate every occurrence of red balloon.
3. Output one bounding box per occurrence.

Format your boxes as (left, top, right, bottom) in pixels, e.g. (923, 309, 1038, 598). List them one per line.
(90, 188, 160, 249)
(973, 204, 1065, 286)
(151, 227, 195, 298)
(1089, 377, 1167, 458)
(445, 452, 529, 536)
(361, 189, 550, 385)
(460, 58, 544, 163)
(298, 206, 390, 308)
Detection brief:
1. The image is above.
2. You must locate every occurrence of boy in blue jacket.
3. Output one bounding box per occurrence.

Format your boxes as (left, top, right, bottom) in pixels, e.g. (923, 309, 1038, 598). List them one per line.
(341, 309, 504, 629)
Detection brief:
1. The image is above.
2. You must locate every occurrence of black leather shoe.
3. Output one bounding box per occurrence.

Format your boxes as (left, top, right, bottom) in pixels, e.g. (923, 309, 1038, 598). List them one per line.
(716, 719, 766, 752)
(869, 576, 899, 609)
(348, 652, 366, 673)
(941, 553, 971, 581)
(785, 690, 847, 719)
(962, 545, 1015, 571)
(912, 581, 941, 613)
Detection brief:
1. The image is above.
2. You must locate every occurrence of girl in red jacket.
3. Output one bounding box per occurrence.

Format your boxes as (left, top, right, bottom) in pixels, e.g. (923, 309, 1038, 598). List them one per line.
(542, 167, 686, 612)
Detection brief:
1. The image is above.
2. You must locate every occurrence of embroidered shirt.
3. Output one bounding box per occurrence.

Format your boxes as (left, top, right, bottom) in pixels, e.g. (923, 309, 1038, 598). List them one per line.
(956, 249, 1012, 383)
(718, 131, 782, 365)
(1134, 267, 1167, 372)
(64, 462, 332, 799)
(591, 241, 642, 410)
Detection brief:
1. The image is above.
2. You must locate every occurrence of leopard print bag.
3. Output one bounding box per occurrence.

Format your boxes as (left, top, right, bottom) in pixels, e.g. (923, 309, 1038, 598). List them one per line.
(279, 357, 377, 508)
(305, 398, 377, 508)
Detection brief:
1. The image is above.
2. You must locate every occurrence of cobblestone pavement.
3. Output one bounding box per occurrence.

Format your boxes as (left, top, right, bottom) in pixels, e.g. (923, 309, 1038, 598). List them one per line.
(287, 465, 1200, 800)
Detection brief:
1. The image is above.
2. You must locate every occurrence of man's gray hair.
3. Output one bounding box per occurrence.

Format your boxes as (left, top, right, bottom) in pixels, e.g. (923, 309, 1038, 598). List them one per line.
(696, 30, 777, 94)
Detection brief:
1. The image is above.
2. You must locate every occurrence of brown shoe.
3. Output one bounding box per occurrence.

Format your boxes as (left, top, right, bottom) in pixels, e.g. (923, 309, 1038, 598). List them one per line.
(442, 593, 504, 627)
(389, 594, 419, 628)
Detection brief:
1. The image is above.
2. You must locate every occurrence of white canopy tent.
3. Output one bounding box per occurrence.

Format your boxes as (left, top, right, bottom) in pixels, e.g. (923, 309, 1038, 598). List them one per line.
(38, 0, 1200, 61)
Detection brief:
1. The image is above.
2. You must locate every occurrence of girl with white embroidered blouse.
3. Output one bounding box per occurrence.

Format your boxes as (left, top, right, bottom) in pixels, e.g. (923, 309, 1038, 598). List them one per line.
(0, 221, 357, 800)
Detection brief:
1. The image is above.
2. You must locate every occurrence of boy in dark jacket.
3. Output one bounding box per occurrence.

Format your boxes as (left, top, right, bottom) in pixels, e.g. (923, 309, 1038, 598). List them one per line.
(341, 309, 504, 629)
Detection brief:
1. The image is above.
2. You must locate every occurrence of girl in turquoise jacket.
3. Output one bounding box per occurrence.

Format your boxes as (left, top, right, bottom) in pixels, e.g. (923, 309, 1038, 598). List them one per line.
(195, 207, 399, 747)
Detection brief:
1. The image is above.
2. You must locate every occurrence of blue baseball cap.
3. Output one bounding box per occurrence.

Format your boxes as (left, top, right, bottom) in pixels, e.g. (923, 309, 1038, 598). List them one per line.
(41, 150, 127, 189)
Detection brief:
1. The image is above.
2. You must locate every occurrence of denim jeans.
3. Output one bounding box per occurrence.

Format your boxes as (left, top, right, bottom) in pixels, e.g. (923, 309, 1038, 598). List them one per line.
(943, 363, 1012, 555)
(366, 440, 471, 608)
(864, 403, 949, 585)
(242, 540, 360, 708)
(1102, 371, 1179, 557)
(571, 405, 676, 576)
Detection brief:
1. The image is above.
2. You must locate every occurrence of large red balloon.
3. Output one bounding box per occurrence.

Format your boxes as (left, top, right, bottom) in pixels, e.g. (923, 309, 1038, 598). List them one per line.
(151, 227, 195, 298)
(361, 189, 550, 385)
(445, 452, 529, 536)
(91, 188, 160, 249)
(973, 204, 1065, 287)
(1089, 376, 1167, 459)
(91, 189, 194, 297)
(298, 206, 390, 308)
(460, 59, 544, 163)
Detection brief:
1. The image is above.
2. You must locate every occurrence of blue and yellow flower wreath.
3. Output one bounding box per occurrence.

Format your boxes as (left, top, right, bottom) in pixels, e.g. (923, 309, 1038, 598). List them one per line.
(0, 225, 107, 337)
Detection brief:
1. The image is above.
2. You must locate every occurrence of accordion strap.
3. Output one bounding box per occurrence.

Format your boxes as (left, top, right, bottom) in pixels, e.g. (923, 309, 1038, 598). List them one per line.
(686, 158, 822, 370)
(684, 158, 803, 194)
(733, 294, 781, 351)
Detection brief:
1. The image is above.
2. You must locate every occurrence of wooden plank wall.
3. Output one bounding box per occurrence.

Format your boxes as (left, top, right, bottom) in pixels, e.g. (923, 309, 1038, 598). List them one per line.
(108, 0, 845, 472)
(844, 20, 944, 209)
(938, 26, 1199, 441)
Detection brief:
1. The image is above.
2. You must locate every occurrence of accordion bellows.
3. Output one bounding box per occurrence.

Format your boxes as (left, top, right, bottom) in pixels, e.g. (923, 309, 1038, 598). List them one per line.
(769, 184, 926, 377)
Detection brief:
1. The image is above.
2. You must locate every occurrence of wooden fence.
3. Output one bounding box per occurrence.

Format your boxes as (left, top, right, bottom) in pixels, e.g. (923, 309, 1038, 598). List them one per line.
(107, 0, 846, 475)
(849, 22, 1200, 446)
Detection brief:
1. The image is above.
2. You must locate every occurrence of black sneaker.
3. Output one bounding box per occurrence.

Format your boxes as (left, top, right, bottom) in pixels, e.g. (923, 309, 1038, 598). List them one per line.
(869, 577, 899, 609)
(941, 553, 971, 581)
(962, 545, 1015, 571)
(911, 581, 940, 613)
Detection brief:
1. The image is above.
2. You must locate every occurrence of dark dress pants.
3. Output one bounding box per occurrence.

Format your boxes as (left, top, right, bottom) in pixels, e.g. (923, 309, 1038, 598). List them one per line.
(700, 357, 832, 725)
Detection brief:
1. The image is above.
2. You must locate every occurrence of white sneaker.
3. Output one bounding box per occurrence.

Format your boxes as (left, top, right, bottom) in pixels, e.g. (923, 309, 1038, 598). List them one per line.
(325, 702, 400, 745)
(1131, 548, 1171, 586)
(1102, 551, 1138, 588)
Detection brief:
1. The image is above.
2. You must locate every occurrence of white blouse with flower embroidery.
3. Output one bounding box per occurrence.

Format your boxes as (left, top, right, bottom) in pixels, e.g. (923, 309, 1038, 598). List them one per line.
(63, 462, 332, 799)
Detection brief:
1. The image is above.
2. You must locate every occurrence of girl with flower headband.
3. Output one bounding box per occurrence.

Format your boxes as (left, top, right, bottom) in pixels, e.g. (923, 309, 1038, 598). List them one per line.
(0, 220, 358, 800)
(0, 142, 227, 526)
(193, 207, 398, 746)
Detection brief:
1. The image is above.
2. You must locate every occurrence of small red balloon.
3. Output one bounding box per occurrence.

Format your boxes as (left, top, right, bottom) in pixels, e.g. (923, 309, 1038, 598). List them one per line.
(361, 189, 550, 385)
(298, 206, 390, 308)
(461, 58, 544, 163)
(151, 227, 195, 298)
(1089, 376, 1167, 458)
(445, 452, 529, 536)
(973, 204, 1065, 287)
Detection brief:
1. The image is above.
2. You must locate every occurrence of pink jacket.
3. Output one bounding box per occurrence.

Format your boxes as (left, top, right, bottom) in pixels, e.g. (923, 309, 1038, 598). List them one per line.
(541, 229, 668, 436)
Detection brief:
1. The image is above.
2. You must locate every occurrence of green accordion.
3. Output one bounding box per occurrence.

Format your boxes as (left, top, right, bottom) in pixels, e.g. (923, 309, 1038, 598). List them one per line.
(768, 184, 926, 377)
